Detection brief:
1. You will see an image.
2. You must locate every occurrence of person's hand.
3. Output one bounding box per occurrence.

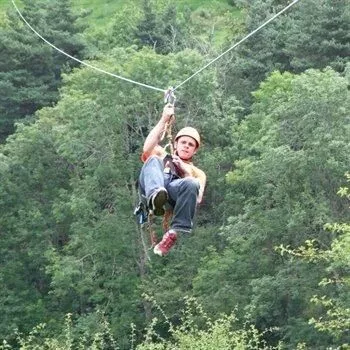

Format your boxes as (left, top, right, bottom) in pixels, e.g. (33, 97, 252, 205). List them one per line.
(197, 188, 203, 204)
(172, 155, 190, 177)
(162, 104, 175, 124)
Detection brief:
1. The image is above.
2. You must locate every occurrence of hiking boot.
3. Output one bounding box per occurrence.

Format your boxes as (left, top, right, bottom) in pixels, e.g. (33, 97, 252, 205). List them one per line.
(153, 230, 177, 256)
(148, 187, 168, 216)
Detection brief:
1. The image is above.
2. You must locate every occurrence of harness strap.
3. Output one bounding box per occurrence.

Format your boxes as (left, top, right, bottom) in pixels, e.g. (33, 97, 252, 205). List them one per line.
(162, 87, 176, 155)
(147, 212, 158, 247)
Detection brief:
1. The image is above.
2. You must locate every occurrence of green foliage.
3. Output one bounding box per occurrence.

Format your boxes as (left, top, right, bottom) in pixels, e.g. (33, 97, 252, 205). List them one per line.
(0, 0, 349, 348)
(68, 0, 232, 34)
(221, 0, 350, 105)
(278, 173, 350, 344)
(284, 0, 350, 73)
(0, 44, 222, 347)
(136, 297, 282, 350)
(132, 0, 191, 54)
(194, 68, 350, 348)
(0, 313, 119, 350)
(0, 299, 283, 350)
(0, 116, 72, 337)
(90, 0, 241, 54)
(0, 0, 88, 141)
(90, 5, 141, 51)
(309, 295, 350, 341)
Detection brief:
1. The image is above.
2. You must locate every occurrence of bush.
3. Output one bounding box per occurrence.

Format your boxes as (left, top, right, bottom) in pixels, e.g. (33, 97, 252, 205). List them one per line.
(0, 297, 283, 350)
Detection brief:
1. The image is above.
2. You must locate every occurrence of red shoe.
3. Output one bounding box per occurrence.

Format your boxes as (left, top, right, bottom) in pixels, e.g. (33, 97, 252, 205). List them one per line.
(153, 230, 177, 256)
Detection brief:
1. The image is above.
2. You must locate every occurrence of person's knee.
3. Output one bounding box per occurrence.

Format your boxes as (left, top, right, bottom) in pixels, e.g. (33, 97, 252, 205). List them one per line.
(145, 155, 163, 164)
(140, 155, 163, 187)
(181, 178, 200, 193)
(142, 155, 163, 169)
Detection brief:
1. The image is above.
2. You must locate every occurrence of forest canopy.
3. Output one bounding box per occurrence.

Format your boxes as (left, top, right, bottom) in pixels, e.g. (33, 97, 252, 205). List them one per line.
(0, 0, 349, 349)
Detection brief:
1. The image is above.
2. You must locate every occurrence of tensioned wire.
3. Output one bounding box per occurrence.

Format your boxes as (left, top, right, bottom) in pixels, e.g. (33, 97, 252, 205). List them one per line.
(173, 0, 300, 91)
(11, 0, 300, 94)
(10, 0, 164, 92)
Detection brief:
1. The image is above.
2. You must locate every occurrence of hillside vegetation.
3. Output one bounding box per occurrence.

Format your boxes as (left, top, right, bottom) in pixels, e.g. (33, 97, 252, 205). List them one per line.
(1, 0, 237, 34)
(1, 0, 240, 50)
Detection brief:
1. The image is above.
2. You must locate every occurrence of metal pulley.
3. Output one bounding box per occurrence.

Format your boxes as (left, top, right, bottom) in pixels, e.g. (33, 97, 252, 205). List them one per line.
(164, 87, 176, 106)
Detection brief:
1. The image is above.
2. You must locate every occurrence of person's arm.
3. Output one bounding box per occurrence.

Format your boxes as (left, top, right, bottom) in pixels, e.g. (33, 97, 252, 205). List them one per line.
(196, 170, 206, 204)
(143, 104, 175, 154)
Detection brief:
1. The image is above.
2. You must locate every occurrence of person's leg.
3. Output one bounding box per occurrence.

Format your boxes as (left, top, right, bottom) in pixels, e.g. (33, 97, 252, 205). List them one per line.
(166, 177, 199, 233)
(154, 177, 199, 256)
(139, 156, 168, 215)
(139, 156, 165, 198)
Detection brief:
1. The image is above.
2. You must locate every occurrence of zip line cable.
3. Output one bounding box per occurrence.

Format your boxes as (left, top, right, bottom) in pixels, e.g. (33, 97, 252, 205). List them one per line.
(11, 0, 300, 94)
(10, 0, 164, 92)
(173, 0, 300, 91)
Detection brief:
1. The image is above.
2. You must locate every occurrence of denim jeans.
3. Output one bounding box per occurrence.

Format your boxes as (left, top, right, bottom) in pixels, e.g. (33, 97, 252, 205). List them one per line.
(139, 156, 199, 233)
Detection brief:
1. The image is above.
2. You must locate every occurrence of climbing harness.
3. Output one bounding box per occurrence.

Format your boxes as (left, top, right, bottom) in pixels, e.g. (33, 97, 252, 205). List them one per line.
(134, 198, 157, 261)
(11, 0, 301, 95)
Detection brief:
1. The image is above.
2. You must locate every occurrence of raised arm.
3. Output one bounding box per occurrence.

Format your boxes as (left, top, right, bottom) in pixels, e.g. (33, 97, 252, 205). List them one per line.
(143, 104, 175, 154)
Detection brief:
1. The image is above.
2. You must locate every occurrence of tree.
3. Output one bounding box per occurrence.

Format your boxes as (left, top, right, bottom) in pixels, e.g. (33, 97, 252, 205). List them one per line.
(134, 0, 191, 54)
(193, 68, 350, 348)
(220, 0, 350, 106)
(0, 116, 72, 338)
(48, 46, 221, 347)
(284, 0, 350, 73)
(0, 45, 224, 347)
(0, 298, 282, 349)
(0, 0, 88, 142)
(278, 172, 350, 345)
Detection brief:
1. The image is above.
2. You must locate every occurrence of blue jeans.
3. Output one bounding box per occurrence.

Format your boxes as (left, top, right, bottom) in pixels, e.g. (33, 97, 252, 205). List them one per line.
(139, 156, 199, 233)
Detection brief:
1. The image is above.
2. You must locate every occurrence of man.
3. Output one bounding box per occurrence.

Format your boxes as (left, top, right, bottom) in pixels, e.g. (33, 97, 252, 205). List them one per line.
(139, 104, 206, 256)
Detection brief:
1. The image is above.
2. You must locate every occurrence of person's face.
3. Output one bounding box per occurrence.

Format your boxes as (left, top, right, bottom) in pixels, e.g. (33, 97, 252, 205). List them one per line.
(175, 136, 198, 160)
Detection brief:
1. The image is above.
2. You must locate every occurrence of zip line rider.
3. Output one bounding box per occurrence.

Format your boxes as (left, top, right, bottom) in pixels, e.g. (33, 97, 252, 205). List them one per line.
(139, 104, 206, 256)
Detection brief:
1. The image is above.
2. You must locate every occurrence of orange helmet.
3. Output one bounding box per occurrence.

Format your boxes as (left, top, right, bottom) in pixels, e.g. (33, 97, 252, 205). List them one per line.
(175, 127, 201, 148)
